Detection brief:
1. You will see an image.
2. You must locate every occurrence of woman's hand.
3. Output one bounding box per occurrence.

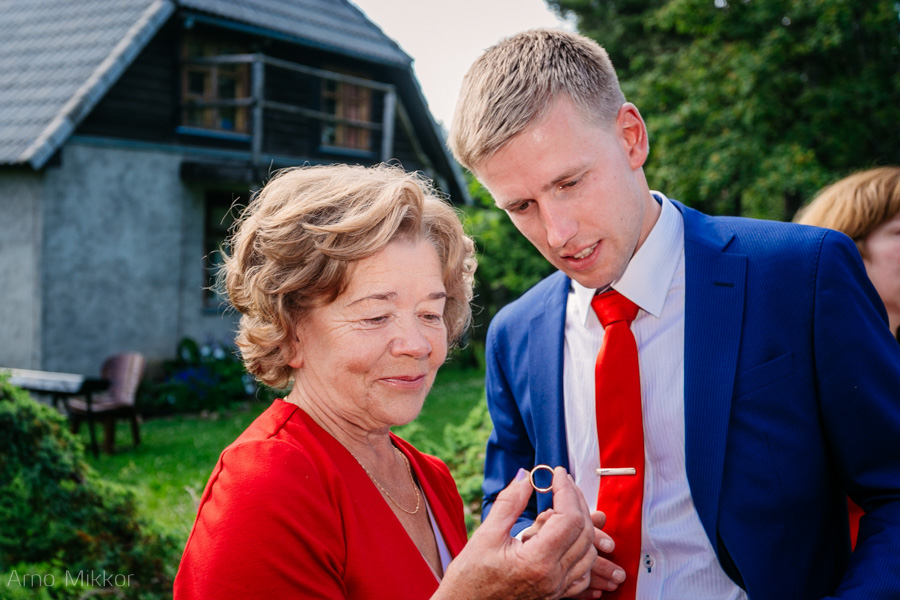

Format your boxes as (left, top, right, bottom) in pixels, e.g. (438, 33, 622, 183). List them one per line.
(523, 507, 626, 598)
(433, 467, 598, 600)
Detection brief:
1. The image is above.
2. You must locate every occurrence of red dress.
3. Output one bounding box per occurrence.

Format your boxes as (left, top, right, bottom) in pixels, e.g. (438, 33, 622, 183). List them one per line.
(174, 400, 468, 599)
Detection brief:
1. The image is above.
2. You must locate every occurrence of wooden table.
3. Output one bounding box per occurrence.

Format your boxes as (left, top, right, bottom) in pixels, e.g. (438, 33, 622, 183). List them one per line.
(4, 368, 110, 457)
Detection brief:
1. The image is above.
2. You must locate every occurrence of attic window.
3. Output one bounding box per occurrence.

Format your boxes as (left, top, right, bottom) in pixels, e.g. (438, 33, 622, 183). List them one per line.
(181, 37, 250, 134)
(321, 72, 373, 152)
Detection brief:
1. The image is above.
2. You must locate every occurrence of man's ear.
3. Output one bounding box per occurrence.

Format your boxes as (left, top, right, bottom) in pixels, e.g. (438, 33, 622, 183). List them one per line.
(616, 103, 649, 170)
(281, 324, 304, 369)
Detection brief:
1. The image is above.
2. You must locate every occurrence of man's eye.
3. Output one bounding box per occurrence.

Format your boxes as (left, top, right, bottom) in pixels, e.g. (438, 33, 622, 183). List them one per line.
(364, 315, 389, 325)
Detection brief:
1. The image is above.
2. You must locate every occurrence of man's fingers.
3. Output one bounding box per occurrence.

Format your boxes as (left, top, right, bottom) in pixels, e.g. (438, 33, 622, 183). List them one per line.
(591, 556, 627, 591)
(559, 543, 599, 598)
(520, 508, 554, 543)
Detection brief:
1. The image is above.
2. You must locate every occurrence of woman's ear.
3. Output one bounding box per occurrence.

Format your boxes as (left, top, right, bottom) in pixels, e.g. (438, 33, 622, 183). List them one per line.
(281, 324, 304, 369)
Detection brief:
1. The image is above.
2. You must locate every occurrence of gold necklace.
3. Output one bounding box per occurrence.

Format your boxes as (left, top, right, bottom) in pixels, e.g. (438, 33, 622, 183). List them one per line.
(355, 447, 421, 515)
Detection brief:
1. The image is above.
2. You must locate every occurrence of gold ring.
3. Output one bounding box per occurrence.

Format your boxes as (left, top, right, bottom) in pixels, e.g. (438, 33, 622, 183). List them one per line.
(529, 464, 554, 493)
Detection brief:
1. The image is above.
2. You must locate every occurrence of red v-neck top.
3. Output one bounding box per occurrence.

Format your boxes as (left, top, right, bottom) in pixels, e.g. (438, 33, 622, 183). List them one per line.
(174, 400, 468, 599)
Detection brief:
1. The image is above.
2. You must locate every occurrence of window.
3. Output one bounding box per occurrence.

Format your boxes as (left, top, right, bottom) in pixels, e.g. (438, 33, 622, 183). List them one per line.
(321, 74, 373, 152)
(182, 36, 249, 133)
(203, 191, 241, 308)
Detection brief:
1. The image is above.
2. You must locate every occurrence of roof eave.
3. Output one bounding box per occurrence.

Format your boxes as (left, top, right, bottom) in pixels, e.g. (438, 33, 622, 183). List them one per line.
(18, 0, 176, 170)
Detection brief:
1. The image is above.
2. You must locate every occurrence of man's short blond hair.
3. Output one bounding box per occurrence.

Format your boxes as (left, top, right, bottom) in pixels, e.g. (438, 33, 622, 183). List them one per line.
(795, 166, 900, 258)
(449, 28, 626, 172)
(221, 163, 477, 389)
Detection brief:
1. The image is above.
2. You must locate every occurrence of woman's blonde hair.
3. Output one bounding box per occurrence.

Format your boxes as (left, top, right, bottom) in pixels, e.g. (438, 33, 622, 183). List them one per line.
(449, 28, 625, 172)
(795, 166, 900, 257)
(221, 163, 477, 389)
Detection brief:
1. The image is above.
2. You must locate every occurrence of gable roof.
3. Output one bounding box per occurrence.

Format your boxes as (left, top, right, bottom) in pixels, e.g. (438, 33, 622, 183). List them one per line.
(0, 0, 417, 169)
(0, 0, 174, 168)
(179, 0, 411, 67)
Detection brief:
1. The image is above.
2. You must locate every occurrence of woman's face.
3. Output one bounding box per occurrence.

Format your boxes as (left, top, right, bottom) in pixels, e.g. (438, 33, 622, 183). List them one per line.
(863, 210, 900, 325)
(290, 238, 448, 431)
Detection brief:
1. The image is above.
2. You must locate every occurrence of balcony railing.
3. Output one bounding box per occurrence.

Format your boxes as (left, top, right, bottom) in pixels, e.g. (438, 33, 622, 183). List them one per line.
(181, 53, 398, 165)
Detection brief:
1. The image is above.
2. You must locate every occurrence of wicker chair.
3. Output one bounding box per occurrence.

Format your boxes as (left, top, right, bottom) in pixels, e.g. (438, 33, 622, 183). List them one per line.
(68, 353, 146, 454)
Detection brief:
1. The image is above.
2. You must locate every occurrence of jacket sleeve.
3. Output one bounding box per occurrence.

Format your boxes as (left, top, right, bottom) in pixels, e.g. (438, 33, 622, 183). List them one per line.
(481, 316, 539, 536)
(815, 231, 900, 599)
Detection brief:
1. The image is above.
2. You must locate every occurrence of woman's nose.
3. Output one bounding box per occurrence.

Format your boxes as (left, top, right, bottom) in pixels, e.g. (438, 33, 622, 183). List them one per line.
(390, 318, 432, 357)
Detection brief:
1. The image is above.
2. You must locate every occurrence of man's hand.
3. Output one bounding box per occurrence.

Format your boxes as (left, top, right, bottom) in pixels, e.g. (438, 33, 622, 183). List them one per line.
(566, 511, 627, 599)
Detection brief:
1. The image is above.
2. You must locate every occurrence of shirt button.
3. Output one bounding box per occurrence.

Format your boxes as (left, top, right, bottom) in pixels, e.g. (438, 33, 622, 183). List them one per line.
(643, 553, 654, 573)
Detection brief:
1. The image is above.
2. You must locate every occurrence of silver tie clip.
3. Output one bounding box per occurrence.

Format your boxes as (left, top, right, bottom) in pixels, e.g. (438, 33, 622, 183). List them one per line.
(596, 468, 637, 476)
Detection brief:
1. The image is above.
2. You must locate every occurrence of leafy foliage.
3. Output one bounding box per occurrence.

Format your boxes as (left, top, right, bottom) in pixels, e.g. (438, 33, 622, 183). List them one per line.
(0, 376, 179, 599)
(139, 337, 259, 416)
(461, 176, 555, 346)
(547, 0, 900, 219)
(399, 385, 493, 533)
(438, 399, 493, 532)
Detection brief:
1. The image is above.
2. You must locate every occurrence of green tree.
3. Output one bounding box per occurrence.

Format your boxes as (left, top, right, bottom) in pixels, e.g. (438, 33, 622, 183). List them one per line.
(547, 0, 900, 219)
(461, 175, 555, 347)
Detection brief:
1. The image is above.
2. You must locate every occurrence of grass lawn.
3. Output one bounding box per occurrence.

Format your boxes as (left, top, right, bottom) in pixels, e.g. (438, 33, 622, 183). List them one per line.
(80, 364, 486, 545)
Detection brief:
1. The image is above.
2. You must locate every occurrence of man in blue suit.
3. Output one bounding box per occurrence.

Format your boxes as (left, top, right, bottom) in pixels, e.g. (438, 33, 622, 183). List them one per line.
(448, 29, 900, 599)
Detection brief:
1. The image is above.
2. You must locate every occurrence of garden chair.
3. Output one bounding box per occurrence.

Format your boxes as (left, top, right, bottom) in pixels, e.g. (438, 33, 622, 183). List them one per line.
(67, 352, 146, 455)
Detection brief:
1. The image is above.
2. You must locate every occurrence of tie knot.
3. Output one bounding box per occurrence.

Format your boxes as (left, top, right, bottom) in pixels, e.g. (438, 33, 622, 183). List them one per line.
(591, 290, 639, 328)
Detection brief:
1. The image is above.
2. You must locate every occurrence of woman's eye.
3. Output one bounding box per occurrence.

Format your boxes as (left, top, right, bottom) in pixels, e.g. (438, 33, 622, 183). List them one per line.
(364, 315, 389, 325)
(422, 313, 443, 323)
(560, 179, 579, 190)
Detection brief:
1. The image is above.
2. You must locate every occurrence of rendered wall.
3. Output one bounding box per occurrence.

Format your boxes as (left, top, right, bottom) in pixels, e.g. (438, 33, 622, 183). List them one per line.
(39, 142, 238, 375)
(0, 170, 43, 369)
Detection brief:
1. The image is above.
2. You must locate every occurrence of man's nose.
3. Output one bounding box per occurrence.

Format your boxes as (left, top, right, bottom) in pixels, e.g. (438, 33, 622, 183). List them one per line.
(542, 205, 577, 249)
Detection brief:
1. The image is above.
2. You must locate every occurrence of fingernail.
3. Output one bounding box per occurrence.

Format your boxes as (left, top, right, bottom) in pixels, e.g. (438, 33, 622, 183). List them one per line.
(599, 538, 614, 552)
(515, 468, 528, 481)
(612, 569, 626, 583)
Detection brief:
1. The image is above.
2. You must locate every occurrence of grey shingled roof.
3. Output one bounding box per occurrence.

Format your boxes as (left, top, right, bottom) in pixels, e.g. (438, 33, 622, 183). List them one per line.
(0, 0, 175, 167)
(0, 0, 412, 168)
(180, 0, 411, 67)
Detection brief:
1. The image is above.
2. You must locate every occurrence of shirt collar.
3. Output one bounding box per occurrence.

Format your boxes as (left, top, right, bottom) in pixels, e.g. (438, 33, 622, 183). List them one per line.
(571, 191, 684, 325)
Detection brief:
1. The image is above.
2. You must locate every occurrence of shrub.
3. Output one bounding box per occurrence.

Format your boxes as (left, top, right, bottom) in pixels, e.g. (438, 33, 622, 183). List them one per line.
(0, 376, 179, 599)
(139, 337, 259, 416)
(440, 398, 493, 532)
(409, 394, 492, 533)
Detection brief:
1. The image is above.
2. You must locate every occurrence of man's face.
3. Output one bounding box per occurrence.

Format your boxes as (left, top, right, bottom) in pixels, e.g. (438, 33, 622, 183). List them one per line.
(475, 97, 659, 290)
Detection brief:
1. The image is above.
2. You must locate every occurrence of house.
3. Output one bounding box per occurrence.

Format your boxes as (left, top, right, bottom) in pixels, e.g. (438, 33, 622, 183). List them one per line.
(0, 0, 470, 376)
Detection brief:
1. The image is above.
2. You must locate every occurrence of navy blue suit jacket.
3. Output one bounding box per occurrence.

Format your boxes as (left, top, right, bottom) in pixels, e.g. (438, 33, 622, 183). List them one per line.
(481, 201, 900, 599)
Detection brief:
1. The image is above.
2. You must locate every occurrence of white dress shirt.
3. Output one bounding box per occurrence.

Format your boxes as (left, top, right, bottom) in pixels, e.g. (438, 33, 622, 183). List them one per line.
(563, 193, 747, 600)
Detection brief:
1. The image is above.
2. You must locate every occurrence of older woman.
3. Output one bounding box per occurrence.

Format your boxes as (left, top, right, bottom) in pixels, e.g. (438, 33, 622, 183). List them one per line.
(796, 166, 900, 338)
(173, 164, 608, 599)
(795, 165, 900, 549)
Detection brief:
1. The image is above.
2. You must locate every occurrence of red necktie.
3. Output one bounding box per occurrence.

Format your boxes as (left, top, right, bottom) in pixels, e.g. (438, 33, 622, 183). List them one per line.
(591, 289, 643, 599)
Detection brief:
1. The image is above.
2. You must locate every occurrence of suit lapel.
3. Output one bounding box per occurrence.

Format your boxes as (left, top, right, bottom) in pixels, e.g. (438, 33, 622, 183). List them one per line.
(677, 202, 747, 546)
(528, 272, 571, 472)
